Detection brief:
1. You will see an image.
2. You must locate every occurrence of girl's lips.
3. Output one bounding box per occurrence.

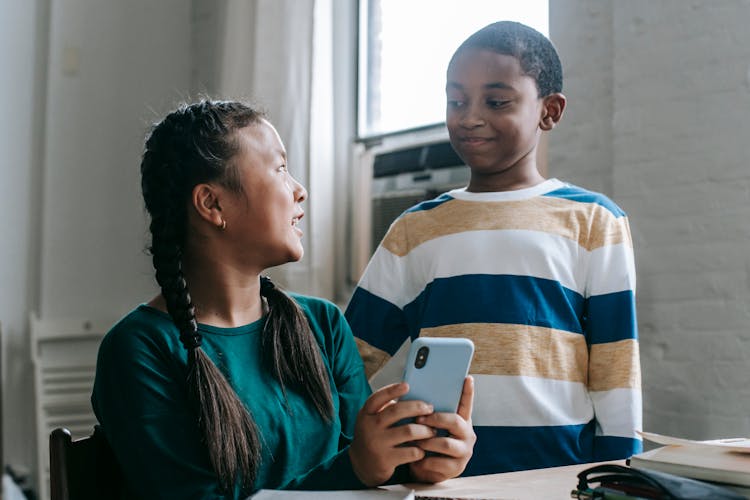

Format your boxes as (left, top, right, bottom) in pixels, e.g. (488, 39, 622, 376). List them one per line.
(291, 215, 303, 236)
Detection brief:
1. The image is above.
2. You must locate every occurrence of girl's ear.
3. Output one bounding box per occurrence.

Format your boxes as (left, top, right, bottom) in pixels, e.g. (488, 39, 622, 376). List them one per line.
(540, 93, 567, 131)
(191, 183, 225, 228)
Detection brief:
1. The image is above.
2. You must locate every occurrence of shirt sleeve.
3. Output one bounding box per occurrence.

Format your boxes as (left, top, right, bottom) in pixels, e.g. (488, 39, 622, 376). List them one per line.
(584, 212, 643, 461)
(345, 218, 414, 379)
(92, 323, 233, 500)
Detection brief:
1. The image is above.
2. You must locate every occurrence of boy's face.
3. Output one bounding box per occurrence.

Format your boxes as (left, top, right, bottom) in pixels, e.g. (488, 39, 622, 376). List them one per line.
(446, 48, 561, 191)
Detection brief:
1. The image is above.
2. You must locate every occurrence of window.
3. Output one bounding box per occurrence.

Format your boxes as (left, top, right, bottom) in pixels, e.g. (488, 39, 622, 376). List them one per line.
(357, 0, 549, 140)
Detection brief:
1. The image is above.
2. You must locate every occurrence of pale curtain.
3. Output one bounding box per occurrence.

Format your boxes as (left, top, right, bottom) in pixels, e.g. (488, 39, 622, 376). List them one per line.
(216, 0, 337, 299)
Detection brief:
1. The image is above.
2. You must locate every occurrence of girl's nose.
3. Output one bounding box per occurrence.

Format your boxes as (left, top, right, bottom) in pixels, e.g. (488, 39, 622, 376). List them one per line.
(293, 177, 307, 203)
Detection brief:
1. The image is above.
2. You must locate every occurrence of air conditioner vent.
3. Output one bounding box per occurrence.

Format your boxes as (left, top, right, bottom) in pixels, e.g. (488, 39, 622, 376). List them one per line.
(372, 141, 463, 178)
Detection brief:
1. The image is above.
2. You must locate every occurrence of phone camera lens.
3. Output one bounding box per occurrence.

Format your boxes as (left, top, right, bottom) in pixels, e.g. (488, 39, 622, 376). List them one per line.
(414, 346, 429, 369)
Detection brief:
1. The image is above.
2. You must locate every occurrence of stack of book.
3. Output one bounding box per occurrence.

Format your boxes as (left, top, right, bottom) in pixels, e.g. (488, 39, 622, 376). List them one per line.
(628, 431, 750, 498)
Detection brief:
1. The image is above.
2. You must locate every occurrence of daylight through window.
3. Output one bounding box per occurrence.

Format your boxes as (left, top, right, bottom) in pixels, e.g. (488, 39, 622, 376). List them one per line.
(358, 0, 549, 139)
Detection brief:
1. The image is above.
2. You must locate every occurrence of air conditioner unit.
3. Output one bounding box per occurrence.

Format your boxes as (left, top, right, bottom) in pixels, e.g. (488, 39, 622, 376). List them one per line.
(349, 128, 469, 283)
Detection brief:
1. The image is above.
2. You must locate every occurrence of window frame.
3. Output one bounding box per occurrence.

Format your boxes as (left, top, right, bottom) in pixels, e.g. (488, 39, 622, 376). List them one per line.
(355, 0, 549, 144)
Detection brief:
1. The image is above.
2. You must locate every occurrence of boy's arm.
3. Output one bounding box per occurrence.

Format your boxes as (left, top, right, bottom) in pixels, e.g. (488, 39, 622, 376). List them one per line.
(585, 214, 643, 461)
(345, 221, 415, 380)
(346, 284, 410, 379)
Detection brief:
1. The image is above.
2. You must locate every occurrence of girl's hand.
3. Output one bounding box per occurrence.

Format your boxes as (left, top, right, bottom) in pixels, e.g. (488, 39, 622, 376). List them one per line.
(349, 382, 437, 486)
(408, 376, 476, 483)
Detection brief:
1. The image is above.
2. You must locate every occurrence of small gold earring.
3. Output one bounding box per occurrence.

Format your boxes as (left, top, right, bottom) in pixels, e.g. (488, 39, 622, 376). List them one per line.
(220, 219, 226, 230)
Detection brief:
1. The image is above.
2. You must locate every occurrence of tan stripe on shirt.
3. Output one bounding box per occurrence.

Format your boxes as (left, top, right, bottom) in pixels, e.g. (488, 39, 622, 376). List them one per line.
(382, 198, 631, 257)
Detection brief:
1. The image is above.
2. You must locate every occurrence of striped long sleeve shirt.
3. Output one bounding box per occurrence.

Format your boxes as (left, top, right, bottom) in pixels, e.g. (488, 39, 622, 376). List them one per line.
(345, 178, 642, 476)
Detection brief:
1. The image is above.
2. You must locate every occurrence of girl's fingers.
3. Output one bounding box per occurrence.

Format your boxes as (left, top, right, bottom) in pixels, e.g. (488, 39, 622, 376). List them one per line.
(389, 422, 437, 444)
(411, 433, 468, 458)
(362, 382, 409, 414)
(405, 379, 476, 484)
(456, 376, 474, 422)
(388, 444, 427, 465)
(410, 456, 459, 483)
(360, 420, 435, 451)
(416, 411, 472, 440)
(380, 399, 434, 427)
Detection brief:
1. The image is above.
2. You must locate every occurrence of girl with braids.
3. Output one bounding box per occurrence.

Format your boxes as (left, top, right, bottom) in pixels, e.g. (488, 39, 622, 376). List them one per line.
(91, 100, 476, 499)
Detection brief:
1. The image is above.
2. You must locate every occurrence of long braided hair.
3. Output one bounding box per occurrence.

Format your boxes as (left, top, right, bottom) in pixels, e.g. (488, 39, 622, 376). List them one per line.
(140, 100, 333, 491)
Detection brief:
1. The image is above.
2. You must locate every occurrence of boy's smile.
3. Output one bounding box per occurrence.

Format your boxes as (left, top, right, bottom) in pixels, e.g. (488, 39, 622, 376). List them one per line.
(446, 48, 563, 192)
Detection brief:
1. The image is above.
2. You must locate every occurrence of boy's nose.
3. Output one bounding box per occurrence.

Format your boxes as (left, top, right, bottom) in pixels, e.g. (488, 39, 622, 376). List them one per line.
(459, 105, 485, 128)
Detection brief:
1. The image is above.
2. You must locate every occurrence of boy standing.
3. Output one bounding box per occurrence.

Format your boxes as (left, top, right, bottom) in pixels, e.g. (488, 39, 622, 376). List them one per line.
(345, 21, 642, 475)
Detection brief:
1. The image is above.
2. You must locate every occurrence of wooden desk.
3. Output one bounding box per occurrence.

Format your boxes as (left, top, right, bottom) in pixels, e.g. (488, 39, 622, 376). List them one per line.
(382, 461, 624, 499)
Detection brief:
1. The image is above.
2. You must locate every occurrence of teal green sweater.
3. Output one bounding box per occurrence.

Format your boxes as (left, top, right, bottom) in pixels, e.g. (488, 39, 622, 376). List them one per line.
(92, 295, 371, 499)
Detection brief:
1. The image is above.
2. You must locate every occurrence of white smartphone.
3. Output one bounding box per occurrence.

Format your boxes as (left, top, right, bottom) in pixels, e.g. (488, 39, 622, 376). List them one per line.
(400, 337, 475, 414)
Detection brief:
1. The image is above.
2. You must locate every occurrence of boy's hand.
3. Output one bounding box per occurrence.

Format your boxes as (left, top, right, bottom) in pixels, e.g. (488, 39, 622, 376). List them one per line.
(349, 382, 437, 486)
(408, 376, 476, 483)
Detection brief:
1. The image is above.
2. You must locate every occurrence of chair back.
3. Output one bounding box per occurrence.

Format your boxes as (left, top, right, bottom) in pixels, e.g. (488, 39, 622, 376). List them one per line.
(49, 426, 121, 500)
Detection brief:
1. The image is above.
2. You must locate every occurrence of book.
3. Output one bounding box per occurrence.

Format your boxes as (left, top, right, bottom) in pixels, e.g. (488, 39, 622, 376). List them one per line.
(638, 430, 750, 453)
(250, 490, 497, 499)
(250, 490, 415, 499)
(628, 431, 750, 498)
(628, 443, 750, 489)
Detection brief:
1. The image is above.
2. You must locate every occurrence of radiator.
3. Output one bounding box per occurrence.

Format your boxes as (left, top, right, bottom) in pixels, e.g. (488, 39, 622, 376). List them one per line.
(30, 314, 114, 500)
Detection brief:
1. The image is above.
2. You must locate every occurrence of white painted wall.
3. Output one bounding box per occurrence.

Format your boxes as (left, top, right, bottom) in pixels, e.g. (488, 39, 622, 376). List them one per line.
(1, 0, 192, 486)
(40, 0, 191, 319)
(0, 0, 47, 478)
(550, 0, 750, 439)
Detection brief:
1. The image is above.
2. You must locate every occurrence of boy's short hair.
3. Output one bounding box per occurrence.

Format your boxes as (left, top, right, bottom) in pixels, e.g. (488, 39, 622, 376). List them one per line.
(450, 21, 563, 97)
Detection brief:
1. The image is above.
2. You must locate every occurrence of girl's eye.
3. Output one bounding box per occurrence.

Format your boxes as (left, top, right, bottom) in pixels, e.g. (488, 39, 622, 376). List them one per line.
(278, 165, 288, 173)
(447, 100, 464, 108)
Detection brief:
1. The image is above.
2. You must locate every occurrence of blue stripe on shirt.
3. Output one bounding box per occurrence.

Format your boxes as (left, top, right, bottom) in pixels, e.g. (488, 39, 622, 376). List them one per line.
(463, 424, 642, 476)
(404, 193, 455, 214)
(348, 275, 634, 355)
(585, 290, 637, 344)
(404, 274, 585, 335)
(464, 423, 596, 476)
(594, 435, 642, 462)
(543, 186, 626, 217)
(345, 287, 410, 355)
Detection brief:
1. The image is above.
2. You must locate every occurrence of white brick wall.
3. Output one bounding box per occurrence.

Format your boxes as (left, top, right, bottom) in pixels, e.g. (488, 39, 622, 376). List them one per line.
(551, 0, 750, 440)
(549, 0, 613, 195)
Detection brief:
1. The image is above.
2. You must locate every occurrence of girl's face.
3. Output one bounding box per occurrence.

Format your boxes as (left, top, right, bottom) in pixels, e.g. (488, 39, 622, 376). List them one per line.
(221, 119, 307, 270)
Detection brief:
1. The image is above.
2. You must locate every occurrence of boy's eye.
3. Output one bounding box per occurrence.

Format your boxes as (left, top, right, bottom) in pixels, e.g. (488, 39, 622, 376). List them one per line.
(278, 165, 288, 173)
(487, 99, 509, 109)
(447, 99, 464, 108)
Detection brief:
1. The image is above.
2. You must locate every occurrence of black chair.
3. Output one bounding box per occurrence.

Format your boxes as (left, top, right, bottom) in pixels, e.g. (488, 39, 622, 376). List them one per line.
(49, 426, 122, 500)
